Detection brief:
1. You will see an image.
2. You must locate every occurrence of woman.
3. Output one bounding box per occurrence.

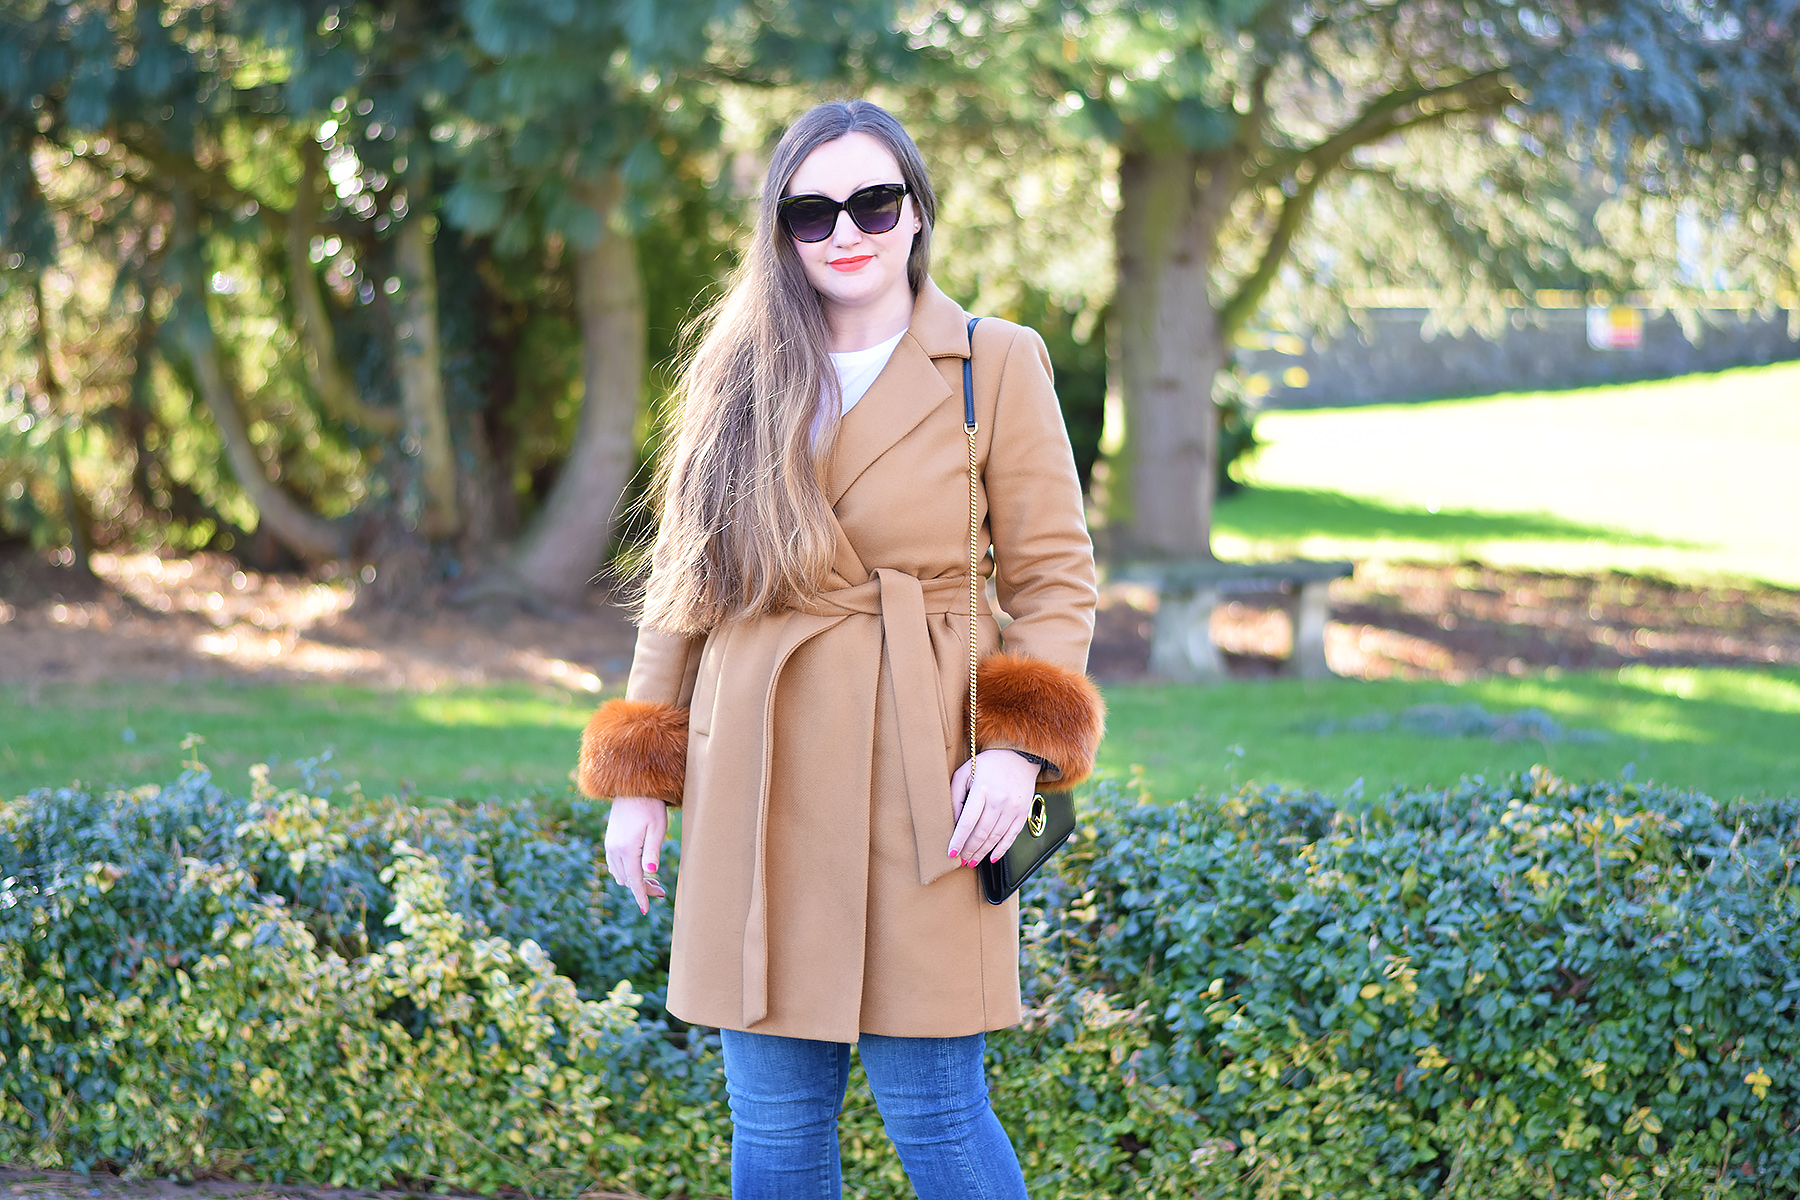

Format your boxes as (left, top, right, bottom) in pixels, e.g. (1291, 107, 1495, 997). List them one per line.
(578, 99, 1103, 1200)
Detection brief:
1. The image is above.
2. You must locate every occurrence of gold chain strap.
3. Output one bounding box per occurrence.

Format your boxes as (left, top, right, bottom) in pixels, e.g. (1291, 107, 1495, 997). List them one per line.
(966, 413, 980, 767)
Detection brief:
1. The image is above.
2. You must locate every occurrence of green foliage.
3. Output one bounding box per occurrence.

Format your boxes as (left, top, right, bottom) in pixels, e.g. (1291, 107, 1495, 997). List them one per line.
(4, 756, 1797, 1196)
(0, 385, 61, 547)
(0, 763, 724, 1195)
(1038, 770, 1800, 1196)
(6, 0, 1797, 578)
(1006, 288, 1108, 492)
(0, 0, 785, 573)
(1213, 375, 1260, 497)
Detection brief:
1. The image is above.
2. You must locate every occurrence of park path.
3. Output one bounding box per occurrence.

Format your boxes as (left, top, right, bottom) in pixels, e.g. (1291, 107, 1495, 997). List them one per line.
(3, 1168, 438, 1199)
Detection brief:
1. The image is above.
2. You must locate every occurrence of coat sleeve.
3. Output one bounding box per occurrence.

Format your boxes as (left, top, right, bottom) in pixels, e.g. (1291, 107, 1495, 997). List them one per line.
(971, 323, 1106, 788)
(577, 624, 703, 805)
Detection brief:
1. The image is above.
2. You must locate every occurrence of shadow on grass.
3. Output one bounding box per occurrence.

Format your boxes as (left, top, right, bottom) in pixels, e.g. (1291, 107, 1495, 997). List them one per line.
(1215, 486, 1706, 550)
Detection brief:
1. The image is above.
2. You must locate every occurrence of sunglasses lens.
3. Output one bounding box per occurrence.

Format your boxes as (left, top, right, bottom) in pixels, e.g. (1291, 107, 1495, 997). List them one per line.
(848, 186, 903, 234)
(781, 198, 839, 242)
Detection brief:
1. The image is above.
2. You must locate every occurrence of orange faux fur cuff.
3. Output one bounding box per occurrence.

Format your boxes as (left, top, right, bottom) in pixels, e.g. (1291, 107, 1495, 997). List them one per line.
(578, 698, 689, 804)
(970, 652, 1106, 788)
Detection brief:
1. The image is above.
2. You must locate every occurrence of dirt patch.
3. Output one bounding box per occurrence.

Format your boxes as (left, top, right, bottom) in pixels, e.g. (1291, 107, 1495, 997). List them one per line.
(3, 548, 1796, 692)
(1082, 560, 1800, 683)
(0, 548, 640, 698)
(1326, 561, 1800, 681)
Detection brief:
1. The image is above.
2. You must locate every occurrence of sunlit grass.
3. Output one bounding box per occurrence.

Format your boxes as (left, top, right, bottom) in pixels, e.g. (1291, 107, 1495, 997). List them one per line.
(1617, 664, 1800, 711)
(1094, 666, 1800, 803)
(1216, 360, 1800, 587)
(0, 681, 597, 804)
(5, 670, 1793, 807)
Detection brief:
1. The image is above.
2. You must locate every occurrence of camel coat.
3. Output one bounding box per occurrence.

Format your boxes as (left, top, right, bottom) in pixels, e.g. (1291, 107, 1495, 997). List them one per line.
(579, 278, 1103, 1043)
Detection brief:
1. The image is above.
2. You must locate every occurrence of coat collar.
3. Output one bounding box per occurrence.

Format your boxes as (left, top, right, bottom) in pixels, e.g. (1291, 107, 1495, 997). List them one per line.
(907, 275, 976, 361)
(823, 276, 970, 509)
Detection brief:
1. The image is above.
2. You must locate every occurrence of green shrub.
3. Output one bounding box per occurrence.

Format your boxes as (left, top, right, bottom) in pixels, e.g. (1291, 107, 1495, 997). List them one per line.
(2, 761, 1795, 1197)
(1042, 767, 1800, 1198)
(0, 765, 725, 1196)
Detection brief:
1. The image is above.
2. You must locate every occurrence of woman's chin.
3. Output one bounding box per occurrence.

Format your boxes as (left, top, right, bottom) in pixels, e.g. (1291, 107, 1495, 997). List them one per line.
(810, 266, 902, 309)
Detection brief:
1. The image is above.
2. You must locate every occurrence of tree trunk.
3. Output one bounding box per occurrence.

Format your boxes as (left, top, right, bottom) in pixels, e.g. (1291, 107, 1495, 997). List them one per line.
(123, 308, 162, 512)
(1109, 144, 1238, 560)
(124, 317, 263, 557)
(30, 274, 95, 577)
(178, 308, 350, 563)
(394, 192, 461, 539)
(509, 180, 646, 599)
(170, 193, 349, 563)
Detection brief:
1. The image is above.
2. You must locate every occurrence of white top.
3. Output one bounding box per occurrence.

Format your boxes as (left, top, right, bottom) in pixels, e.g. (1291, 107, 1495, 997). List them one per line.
(832, 327, 907, 413)
(812, 327, 907, 445)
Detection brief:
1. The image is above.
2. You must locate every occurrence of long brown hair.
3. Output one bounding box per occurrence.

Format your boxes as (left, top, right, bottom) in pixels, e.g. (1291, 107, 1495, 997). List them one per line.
(634, 100, 938, 635)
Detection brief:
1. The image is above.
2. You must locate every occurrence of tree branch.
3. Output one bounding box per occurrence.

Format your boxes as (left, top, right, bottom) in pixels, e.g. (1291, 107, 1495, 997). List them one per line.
(113, 129, 361, 241)
(1219, 71, 1518, 336)
(1251, 68, 1516, 189)
(115, 130, 398, 438)
(1216, 173, 1327, 340)
(170, 187, 350, 563)
(30, 271, 96, 576)
(286, 139, 403, 435)
(1238, 58, 1277, 155)
(114, 131, 281, 226)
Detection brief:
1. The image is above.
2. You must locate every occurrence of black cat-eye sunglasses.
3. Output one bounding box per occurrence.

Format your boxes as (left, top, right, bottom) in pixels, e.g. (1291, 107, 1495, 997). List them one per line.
(776, 182, 910, 243)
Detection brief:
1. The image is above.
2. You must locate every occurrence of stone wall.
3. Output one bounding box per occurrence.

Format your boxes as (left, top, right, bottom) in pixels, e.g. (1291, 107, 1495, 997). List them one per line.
(1244, 306, 1800, 410)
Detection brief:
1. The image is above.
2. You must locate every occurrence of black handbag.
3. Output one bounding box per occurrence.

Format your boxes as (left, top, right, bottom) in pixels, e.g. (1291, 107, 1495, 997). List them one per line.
(961, 317, 1078, 906)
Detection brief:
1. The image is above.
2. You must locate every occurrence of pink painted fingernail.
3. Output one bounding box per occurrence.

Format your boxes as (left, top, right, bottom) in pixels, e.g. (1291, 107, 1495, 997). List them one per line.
(948, 848, 960, 859)
(646, 863, 658, 874)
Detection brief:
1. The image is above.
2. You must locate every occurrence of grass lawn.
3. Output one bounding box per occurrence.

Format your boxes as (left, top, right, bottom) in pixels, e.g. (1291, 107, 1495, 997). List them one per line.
(1216, 360, 1800, 588)
(0, 681, 600, 806)
(1100, 666, 1800, 804)
(5, 668, 1795, 807)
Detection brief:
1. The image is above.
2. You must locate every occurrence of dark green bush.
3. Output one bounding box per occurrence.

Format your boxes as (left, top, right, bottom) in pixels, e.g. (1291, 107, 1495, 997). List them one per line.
(0, 764, 721, 1195)
(1042, 767, 1800, 1197)
(3, 760, 1794, 1197)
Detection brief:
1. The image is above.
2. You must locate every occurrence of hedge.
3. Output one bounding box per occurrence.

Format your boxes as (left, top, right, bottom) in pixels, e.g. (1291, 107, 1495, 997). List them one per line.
(3, 759, 1796, 1197)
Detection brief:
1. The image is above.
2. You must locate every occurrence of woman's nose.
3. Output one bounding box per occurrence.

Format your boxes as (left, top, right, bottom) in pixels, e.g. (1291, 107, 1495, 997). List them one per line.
(831, 208, 861, 246)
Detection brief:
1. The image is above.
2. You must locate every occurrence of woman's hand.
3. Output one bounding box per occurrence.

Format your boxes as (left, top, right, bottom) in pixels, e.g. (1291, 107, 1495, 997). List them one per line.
(604, 796, 669, 915)
(948, 749, 1043, 869)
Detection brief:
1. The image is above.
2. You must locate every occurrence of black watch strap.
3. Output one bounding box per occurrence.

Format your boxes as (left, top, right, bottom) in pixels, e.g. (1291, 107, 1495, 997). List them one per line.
(1009, 749, 1056, 772)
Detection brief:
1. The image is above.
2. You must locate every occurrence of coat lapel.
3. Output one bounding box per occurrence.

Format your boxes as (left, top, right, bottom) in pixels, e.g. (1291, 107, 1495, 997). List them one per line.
(823, 278, 974, 509)
(824, 334, 951, 507)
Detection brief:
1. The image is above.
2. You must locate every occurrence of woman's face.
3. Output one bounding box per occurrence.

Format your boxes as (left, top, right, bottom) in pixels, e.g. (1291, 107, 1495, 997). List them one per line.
(781, 132, 921, 317)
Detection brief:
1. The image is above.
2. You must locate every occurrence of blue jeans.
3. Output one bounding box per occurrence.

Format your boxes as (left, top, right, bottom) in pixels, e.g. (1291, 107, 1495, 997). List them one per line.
(719, 1028, 1029, 1200)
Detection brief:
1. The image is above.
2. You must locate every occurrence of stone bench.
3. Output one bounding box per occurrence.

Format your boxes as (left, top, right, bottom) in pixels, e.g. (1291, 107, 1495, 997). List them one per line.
(1109, 559, 1355, 682)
